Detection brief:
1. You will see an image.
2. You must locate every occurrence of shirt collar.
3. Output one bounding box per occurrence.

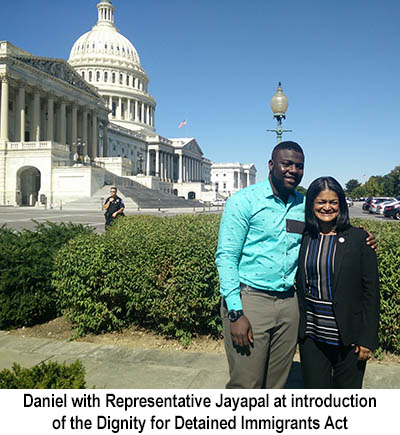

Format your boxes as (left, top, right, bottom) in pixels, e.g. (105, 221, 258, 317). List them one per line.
(264, 177, 299, 201)
(264, 178, 275, 198)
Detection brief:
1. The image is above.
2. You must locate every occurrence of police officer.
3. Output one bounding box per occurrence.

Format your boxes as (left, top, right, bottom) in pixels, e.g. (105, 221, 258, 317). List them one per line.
(103, 186, 125, 229)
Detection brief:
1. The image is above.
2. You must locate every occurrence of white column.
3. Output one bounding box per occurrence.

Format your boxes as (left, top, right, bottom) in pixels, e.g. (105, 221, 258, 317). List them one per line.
(146, 105, 150, 125)
(141, 103, 144, 123)
(71, 105, 78, 147)
(178, 153, 183, 183)
(60, 101, 66, 145)
(169, 154, 173, 181)
(47, 97, 54, 141)
(155, 149, 160, 176)
(18, 86, 25, 142)
(117, 97, 122, 119)
(247, 172, 250, 186)
(0, 77, 9, 141)
(91, 112, 97, 158)
(160, 151, 164, 180)
(166, 154, 169, 181)
(129, 99, 132, 120)
(135, 100, 138, 122)
(146, 149, 150, 175)
(163, 153, 167, 180)
(82, 110, 88, 150)
(33, 91, 41, 141)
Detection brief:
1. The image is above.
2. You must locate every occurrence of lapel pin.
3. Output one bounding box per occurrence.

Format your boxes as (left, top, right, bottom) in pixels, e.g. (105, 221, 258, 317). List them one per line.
(339, 237, 345, 243)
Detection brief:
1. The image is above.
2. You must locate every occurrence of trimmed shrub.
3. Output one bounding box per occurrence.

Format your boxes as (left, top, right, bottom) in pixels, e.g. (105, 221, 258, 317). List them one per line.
(54, 214, 221, 343)
(53, 215, 399, 353)
(54, 232, 131, 337)
(0, 222, 93, 329)
(351, 219, 400, 354)
(112, 214, 222, 343)
(0, 360, 86, 389)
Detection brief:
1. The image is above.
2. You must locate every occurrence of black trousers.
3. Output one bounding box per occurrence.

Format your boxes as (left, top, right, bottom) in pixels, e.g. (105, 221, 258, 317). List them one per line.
(299, 337, 366, 389)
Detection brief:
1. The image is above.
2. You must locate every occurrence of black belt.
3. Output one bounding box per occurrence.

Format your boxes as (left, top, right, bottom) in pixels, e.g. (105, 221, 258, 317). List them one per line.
(240, 283, 295, 299)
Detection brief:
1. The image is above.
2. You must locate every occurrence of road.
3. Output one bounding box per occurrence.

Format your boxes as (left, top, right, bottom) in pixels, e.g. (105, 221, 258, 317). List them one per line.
(0, 206, 223, 232)
(0, 202, 397, 233)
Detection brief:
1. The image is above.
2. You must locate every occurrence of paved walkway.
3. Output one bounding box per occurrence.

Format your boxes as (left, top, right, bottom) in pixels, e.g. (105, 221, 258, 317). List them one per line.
(0, 331, 399, 389)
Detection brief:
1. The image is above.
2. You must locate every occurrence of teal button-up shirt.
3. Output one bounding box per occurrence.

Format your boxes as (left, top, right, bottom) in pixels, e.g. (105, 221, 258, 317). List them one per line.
(216, 178, 305, 311)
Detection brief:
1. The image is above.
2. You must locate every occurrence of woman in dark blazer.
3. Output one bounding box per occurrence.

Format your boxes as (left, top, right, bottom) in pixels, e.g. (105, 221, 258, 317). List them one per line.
(296, 176, 380, 388)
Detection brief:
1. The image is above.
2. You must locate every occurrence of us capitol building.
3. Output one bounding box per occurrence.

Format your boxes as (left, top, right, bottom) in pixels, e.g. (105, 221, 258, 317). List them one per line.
(0, 0, 256, 207)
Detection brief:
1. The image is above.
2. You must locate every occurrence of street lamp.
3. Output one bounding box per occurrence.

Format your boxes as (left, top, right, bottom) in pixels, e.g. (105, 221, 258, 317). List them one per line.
(267, 82, 292, 143)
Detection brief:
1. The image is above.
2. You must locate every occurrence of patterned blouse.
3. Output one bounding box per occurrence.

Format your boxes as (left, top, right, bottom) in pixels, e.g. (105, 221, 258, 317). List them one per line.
(304, 234, 340, 346)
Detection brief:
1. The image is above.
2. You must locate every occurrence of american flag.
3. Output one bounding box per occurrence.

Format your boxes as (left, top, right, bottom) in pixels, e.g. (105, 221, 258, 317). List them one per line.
(178, 120, 187, 128)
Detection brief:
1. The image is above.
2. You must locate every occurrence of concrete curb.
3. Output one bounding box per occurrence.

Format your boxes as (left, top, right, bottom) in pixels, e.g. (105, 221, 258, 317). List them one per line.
(0, 334, 398, 389)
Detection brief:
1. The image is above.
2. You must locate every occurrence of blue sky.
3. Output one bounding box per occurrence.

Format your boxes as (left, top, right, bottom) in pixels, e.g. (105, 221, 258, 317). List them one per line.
(1, 0, 399, 188)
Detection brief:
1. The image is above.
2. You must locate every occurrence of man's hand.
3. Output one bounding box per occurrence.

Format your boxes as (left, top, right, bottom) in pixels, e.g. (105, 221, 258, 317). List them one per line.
(230, 315, 253, 347)
(112, 211, 118, 218)
(360, 226, 377, 251)
(355, 345, 373, 361)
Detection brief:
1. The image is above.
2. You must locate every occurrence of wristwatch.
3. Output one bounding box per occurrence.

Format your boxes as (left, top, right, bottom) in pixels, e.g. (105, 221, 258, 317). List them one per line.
(228, 309, 244, 322)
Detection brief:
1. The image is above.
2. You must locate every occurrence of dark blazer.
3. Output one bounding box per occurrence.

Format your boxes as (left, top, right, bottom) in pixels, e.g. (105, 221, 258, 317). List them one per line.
(296, 226, 380, 350)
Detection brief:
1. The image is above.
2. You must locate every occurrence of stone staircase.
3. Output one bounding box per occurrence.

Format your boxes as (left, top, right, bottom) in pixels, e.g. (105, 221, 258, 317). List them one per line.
(64, 179, 203, 210)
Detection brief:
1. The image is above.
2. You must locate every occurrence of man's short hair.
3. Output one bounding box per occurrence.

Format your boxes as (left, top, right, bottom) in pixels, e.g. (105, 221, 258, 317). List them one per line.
(271, 141, 304, 160)
(110, 186, 117, 191)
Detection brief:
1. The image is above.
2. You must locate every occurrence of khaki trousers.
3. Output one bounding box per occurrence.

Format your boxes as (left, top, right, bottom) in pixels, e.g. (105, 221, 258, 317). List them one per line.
(222, 286, 299, 389)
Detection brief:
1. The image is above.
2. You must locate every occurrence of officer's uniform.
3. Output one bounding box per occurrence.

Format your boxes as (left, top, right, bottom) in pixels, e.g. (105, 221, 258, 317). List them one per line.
(104, 195, 125, 229)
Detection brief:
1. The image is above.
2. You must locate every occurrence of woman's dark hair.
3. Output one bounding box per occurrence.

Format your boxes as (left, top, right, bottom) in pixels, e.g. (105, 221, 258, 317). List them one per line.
(305, 176, 350, 237)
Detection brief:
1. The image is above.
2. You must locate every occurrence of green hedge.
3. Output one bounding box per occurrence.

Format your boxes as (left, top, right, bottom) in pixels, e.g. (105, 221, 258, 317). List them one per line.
(54, 215, 221, 344)
(351, 219, 400, 354)
(52, 216, 399, 352)
(0, 360, 86, 388)
(0, 222, 93, 329)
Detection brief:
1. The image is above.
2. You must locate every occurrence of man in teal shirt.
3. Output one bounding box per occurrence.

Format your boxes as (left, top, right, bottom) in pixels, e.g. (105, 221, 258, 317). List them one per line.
(216, 141, 306, 388)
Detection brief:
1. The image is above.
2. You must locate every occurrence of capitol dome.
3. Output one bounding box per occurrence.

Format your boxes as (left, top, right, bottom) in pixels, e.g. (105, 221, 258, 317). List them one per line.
(68, 0, 156, 133)
(69, 0, 141, 68)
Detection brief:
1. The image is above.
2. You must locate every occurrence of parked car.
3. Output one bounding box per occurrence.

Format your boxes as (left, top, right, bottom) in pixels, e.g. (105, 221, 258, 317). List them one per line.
(362, 197, 373, 211)
(346, 198, 354, 207)
(364, 197, 394, 213)
(376, 198, 400, 215)
(383, 202, 400, 220)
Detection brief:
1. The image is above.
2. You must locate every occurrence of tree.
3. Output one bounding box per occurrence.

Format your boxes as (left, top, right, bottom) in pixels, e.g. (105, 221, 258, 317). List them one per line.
(345, 179, 361, 196)
(363, 176, 386, 196)
(352, 185, 366, 198)
(386, 166, 400, 196)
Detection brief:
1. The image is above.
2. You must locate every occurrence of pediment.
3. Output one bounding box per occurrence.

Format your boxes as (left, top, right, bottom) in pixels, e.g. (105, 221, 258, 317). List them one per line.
(183, 139, 203, 156)
(14, 55, 99, 98)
